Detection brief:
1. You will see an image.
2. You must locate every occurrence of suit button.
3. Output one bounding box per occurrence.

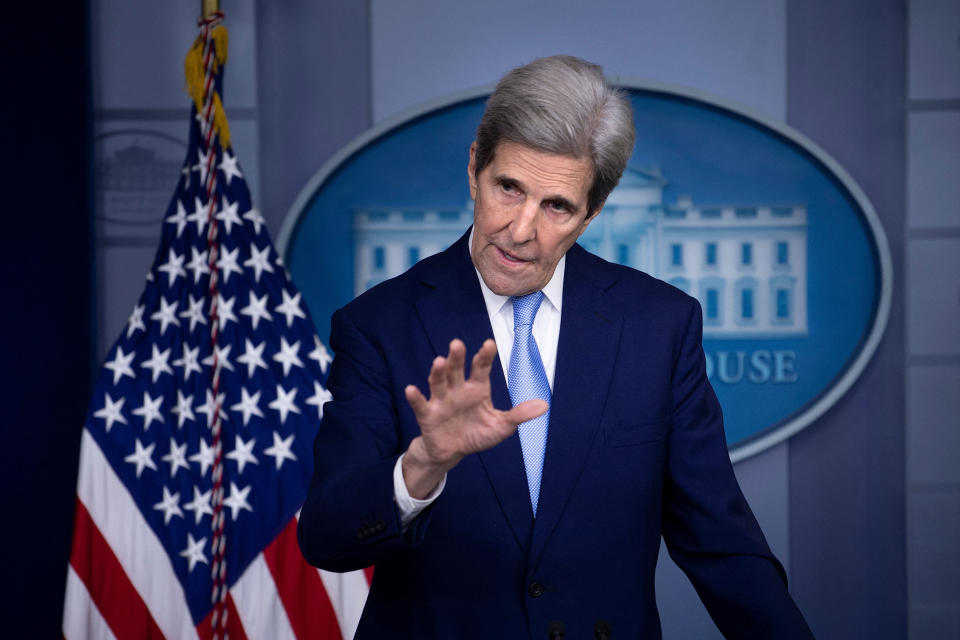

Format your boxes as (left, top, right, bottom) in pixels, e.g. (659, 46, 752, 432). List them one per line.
(528, 582, 544, 598)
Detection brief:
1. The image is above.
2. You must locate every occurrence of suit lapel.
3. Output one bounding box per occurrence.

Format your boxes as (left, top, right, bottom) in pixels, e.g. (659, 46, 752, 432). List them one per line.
(529, 244, 623, 568)
(414, 231, 534, 552)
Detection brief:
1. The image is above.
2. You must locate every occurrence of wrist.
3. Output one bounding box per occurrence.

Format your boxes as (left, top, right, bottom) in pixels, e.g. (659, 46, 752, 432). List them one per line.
(403, 437, 456, 499)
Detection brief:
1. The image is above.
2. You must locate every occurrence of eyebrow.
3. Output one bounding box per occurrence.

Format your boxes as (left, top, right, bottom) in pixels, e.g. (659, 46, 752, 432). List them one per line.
(494, 174, 582, 212)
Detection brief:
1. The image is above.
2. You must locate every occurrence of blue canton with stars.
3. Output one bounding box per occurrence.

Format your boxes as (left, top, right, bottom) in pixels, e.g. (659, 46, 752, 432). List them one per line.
(85, 92, 331, 624)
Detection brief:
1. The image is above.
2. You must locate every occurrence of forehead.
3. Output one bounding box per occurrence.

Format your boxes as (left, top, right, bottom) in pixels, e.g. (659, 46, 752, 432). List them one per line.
(485, 141, 593, 201)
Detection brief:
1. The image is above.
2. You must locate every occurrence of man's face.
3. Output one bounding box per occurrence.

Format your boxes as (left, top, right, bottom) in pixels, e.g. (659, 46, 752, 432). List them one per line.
(468, 141, 598, 297)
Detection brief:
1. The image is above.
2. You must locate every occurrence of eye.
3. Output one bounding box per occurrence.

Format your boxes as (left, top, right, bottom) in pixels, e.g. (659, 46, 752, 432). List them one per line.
(546, 200, 570, 214)
(498, 179, 518, 194)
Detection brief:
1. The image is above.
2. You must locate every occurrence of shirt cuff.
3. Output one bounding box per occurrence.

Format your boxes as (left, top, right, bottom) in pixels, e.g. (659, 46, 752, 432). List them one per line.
(393, 453, 446, 528)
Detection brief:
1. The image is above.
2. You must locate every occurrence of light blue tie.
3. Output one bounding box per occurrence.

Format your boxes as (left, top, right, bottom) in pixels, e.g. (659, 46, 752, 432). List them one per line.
(508, 291, 551, 516)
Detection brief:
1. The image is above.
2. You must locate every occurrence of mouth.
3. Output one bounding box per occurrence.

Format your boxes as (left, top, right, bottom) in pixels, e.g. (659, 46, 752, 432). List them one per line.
(496, 246, 532, 265)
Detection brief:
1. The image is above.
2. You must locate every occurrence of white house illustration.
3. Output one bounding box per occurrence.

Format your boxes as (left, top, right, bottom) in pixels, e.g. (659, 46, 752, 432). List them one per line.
(353, 167, 807, 338)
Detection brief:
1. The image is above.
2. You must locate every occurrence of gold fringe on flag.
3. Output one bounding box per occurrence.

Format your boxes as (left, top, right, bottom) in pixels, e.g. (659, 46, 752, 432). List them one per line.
(184, 25, 231, 148)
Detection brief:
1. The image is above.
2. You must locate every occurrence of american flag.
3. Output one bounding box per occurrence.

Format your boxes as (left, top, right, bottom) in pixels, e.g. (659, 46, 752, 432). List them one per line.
(63, 13, 370, 640)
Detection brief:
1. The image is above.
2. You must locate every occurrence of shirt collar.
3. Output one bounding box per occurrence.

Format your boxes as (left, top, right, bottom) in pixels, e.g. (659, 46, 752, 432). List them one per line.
(469, 227, 566, 317)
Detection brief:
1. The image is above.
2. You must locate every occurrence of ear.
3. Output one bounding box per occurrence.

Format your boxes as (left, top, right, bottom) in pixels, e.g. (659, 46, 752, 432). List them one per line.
(578, 202, 605, 237)
(467, 141, 478, 200)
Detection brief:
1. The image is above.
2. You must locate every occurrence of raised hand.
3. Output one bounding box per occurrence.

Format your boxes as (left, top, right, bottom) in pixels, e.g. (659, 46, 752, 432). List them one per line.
(401, 338, 548, 499)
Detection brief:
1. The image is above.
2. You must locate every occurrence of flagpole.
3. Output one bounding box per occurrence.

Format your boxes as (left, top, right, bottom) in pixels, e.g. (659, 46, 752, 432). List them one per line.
(202, 0, 220, 19)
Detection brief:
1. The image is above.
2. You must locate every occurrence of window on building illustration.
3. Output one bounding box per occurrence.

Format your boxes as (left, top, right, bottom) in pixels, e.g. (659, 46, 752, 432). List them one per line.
(776, 241, 789, 266)
(705, 242, 717, 266)
(671, 243, 683, 267)
(373, 246, 385, 270)
(403, 210, 424, 221)
(772, 206, 793, 217)
(776, 288, 790, 320)
(735, 207, 757, 218)
(741, 288, 754, 320)
(741, 242, 753, 266)
(408, 246, 420, 267)
(617, 243, 630, 265)
(368, 210, 389, 221)
(706, 288, 719, 321)
(701, 208, 722, 218)
(438, 210, 460, 221)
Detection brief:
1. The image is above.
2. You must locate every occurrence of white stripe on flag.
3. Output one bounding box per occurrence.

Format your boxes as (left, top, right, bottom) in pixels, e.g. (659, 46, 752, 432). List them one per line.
(319, 569, 369, 640)
(63, 564, 118, 640)
(231, 553, 297, 640)
(76, 429, 199, 640)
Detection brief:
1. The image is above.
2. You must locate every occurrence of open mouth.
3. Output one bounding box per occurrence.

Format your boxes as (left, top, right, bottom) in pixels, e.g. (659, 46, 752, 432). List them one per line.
(497, 246, 530, 265)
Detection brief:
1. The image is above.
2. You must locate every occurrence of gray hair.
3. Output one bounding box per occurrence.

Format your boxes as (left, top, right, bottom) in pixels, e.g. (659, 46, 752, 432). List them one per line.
(473, 55, 635, 215)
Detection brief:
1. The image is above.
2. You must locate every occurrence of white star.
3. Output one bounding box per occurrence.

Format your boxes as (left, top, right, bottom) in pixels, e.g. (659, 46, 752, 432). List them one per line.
(219, 150, 243, 184)
(189, 439, 216, 478)
(308, 336, 333, 374)
(216, 294, 238, 331)
(93, 393, 126, 432)
(226, 435, 258, 474)
(173, 344, 202, 381)
(140, 344, 173, 383)
(237, 339, 268, 378)
(179, 532, 208, 572)
(223, 482, 253, 521)
(161, 437, 190, 476)
(150, 297, 180, 336)
(216, 197, 242, 235)
(185, 246, 210, 284)
(217, 246, 244, 284)
(263, 431, 297, 470)
(178, 294, 207, 333)
(244, 243, 275, 283)
(103, 346, 136, 385)
(202, 343, 235, 374)
(196, 389, 229, 428)
(186, 196, 209, 235)
(240, 291, 272, 330)
(305, 381, 333, 419)
(166, 199, 189, 237)
(275, 289, 307, 327)
(230, 387, 264, 426)
(268, 384, 300, 424)
(157, 248, 186, 287)
(273, 337, 304, 376)
(126, 304, 145, 338)
(153, 485, 184, 524)
(132, 391, 164, 430)
(170, 389, 196, 428)
(195, 147, 212, 186)
(243, 208, 265, 235)
(124, 438, 157, 478)
(145, 270, 154, 282)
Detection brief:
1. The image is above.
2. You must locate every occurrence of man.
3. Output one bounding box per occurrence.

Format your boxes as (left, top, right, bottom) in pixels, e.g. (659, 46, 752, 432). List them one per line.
(298, 55, 813, 638)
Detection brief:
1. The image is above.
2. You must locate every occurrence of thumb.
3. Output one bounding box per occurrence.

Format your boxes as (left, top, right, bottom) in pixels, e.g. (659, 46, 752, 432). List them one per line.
(505, 398, 549, 425)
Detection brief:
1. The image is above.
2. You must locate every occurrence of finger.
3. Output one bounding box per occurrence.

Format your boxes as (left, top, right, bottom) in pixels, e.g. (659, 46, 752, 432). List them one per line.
(404, 384, 429, 421)
(469, 339, 497, 383)
(504, 398, 549, 425)
(427, 355, 449, 399)
(445, 339, 466, 387)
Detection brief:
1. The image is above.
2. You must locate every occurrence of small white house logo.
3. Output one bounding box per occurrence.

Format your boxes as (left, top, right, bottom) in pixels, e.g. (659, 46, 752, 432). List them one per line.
(278, 83, 891, 461)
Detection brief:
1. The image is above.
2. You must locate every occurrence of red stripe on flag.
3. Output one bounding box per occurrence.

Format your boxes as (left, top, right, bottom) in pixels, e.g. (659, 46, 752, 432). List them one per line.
(69, 497, 166, 639)
(196, 593, 248, 640)
(263, 517, 343, 639)
(364, 566, 374, 586)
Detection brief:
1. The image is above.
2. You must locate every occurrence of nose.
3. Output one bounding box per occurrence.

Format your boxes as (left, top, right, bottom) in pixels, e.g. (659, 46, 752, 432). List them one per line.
(509, 201, 538, 244)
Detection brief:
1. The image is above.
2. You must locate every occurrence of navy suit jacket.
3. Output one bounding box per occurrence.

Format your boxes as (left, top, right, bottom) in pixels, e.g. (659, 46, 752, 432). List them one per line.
(298, 230, 812, 638)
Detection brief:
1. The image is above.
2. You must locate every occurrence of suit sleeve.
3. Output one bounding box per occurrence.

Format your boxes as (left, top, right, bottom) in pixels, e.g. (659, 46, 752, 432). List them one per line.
(661, 298, 814, 639)
(297, 306, 433, 572)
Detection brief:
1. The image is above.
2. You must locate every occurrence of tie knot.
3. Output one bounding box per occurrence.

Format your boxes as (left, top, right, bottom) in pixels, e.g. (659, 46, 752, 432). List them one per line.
(512, 291, 545, 327)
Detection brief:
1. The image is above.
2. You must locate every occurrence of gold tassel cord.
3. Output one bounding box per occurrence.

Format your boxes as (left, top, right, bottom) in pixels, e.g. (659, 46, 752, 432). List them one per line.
(184, 25, 231, 149)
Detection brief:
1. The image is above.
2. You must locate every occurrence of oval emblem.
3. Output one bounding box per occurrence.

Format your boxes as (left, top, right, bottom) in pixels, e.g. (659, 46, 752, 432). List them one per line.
(278, 83, 892, 461)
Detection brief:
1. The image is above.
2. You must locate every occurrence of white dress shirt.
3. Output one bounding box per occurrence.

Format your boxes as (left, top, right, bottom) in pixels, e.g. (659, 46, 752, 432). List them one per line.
(393, 238, 566, 526)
